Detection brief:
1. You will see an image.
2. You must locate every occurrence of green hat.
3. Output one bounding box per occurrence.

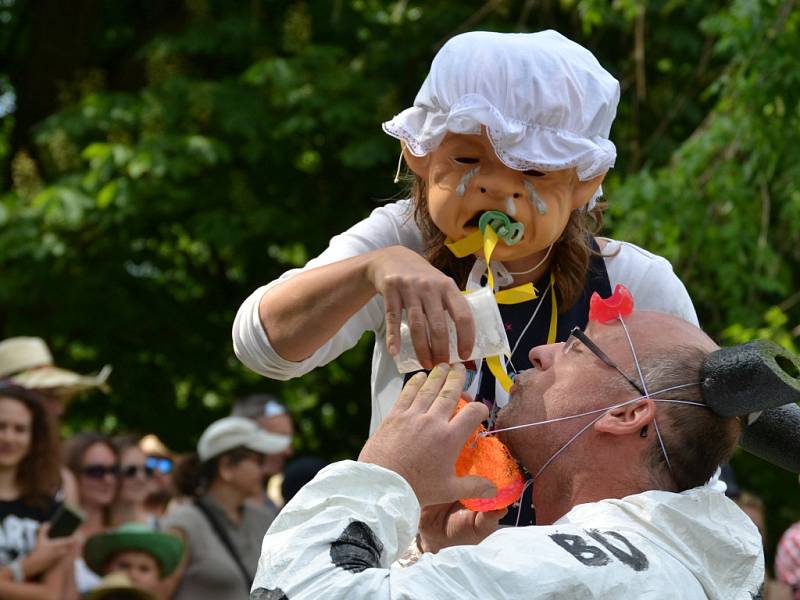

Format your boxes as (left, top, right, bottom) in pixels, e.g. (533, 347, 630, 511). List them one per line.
(84, 522, 184, 578)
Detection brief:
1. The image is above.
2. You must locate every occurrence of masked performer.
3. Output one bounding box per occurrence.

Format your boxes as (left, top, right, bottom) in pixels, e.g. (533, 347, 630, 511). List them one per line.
(232, 27, 702, 477)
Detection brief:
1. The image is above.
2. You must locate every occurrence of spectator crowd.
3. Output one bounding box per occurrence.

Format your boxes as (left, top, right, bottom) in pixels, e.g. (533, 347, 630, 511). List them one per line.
(0, 336, 326, 599)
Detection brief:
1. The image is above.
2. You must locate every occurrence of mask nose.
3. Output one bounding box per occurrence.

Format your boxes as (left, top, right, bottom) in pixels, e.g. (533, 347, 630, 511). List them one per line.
(471, 165, 525, 202)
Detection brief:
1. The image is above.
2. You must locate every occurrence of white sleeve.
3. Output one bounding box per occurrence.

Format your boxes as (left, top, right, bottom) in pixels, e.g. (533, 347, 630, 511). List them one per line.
(601, 238, 699, 326)
(232, 200, 423, 380)
(252, 462, 664, 600)
(252, 461, 419, 599)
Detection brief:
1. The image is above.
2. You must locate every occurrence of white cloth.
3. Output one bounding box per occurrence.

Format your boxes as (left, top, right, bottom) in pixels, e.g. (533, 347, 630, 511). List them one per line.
(382, 30, 620, 206)
(74, 557, 102, 595)
(252, 461, 764, 599)
(232, 199, 698, 434)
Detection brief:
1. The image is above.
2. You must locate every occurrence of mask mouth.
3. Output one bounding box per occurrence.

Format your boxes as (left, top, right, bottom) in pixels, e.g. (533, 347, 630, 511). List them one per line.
(474, 210, 526, 246)
(464, 210, 520, 230)
(464, 213, 482, 229)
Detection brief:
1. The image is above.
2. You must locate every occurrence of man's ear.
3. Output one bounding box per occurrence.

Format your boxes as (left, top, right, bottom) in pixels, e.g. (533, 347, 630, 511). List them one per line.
(570, 171, 607, 210)
(402, 144, 431, 179)
(594, 398, 656, 436)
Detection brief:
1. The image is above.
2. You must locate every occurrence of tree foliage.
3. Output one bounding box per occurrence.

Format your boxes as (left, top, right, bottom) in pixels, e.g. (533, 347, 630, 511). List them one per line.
(1, 0, 798, 547)
(602, 0, 800, 555)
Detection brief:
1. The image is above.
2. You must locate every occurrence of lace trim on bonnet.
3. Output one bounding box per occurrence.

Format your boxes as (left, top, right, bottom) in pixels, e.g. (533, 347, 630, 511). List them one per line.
(383, 94, 616, 180)
(381, 30, 622, 206)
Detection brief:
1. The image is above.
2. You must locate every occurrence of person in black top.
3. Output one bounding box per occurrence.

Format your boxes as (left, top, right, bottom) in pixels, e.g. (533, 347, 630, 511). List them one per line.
(0, 383, 77, 596)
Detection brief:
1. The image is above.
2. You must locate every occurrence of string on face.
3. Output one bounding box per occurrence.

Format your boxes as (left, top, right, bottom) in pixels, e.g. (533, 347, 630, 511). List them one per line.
(617, 315, 672, 473)
(505, 244, 553, 277)
(482, 382, 704, 437)
(481, 382, 707, 522)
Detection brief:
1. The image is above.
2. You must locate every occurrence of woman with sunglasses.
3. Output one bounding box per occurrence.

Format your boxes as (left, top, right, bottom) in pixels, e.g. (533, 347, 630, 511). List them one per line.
(0, 383, 77, 598)
(140, 435, 176, 519)
(63, 432, 119, 596)
(110, 435, 159, 529)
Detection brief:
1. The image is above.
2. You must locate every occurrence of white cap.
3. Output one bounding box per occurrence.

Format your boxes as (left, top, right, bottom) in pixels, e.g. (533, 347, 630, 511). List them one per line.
(197, 416, 291, 462)
(382, 30, 621, 206)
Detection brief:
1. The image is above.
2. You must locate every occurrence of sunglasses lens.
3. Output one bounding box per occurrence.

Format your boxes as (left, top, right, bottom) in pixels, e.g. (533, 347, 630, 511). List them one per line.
(145, 456, 173, 473)
(121, 465, 154, 478)
(84, 466, 103, 478)
(84, 465, 117, 478)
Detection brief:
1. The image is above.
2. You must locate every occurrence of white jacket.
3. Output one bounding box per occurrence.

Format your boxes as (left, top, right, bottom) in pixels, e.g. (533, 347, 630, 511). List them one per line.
(233, 200, 699, 433)
(252, 461, 764, 599)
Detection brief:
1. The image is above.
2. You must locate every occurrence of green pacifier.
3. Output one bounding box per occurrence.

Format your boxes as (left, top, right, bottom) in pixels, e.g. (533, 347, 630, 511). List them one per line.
(478, 210, 524, 246)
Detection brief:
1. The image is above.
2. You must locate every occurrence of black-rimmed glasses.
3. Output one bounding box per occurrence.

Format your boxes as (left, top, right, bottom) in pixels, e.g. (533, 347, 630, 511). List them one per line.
(564, 326, 645, 395)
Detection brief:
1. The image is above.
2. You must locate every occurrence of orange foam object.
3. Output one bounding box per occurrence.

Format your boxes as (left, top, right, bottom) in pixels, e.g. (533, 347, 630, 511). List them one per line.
(454, 397, 525, 511)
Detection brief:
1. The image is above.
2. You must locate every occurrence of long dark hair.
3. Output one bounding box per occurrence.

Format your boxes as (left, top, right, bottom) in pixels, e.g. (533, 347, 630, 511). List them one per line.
(0, 383, 61, 509)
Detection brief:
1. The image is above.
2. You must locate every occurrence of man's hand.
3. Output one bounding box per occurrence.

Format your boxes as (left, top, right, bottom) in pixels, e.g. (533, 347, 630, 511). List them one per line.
(358, 363, 495, 506)
(419, 502, 507, 553)
(366, 246, 475, 369)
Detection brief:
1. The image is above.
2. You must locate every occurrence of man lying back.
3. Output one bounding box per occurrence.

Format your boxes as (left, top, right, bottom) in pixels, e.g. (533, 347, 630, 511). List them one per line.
(251, 311, 764, 599)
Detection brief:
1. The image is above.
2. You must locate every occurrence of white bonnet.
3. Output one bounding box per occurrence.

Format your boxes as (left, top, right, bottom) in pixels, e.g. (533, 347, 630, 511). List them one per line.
(383, 30, 621, 199)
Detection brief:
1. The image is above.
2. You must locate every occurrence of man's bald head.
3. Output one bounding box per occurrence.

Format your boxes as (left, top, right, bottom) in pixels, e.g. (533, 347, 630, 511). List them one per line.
(591, 311, 738, 491)
(590, 310, 718, 388)
(624, 310, 717, 355)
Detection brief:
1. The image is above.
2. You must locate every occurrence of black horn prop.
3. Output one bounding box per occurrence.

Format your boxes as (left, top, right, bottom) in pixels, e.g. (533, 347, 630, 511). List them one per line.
(701, 340, 800, 417)
(701, 339, 800, 473)
(739, 404, 800, 472)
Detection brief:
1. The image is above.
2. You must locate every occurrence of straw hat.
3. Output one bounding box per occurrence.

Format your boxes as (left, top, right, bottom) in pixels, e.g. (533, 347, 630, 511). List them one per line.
(139, 434, 172, 458)
(0, 337, 110, 396)
(83, 572, 156, 600)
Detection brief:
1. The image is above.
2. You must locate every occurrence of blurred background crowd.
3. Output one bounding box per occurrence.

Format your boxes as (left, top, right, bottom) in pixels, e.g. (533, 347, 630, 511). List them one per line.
(0, 335, 328, 599)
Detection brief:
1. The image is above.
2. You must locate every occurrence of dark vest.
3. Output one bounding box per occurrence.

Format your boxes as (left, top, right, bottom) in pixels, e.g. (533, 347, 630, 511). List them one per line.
(405, 239, 612, 525)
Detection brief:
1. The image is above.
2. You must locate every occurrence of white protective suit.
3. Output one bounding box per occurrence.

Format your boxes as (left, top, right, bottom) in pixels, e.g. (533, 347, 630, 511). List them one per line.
(252, 461, 764, 600)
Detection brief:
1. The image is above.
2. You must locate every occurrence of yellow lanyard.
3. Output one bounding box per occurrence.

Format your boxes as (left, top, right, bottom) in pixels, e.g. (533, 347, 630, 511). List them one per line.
(486, 274, 558, 391)
(448, 228, 558, 391)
